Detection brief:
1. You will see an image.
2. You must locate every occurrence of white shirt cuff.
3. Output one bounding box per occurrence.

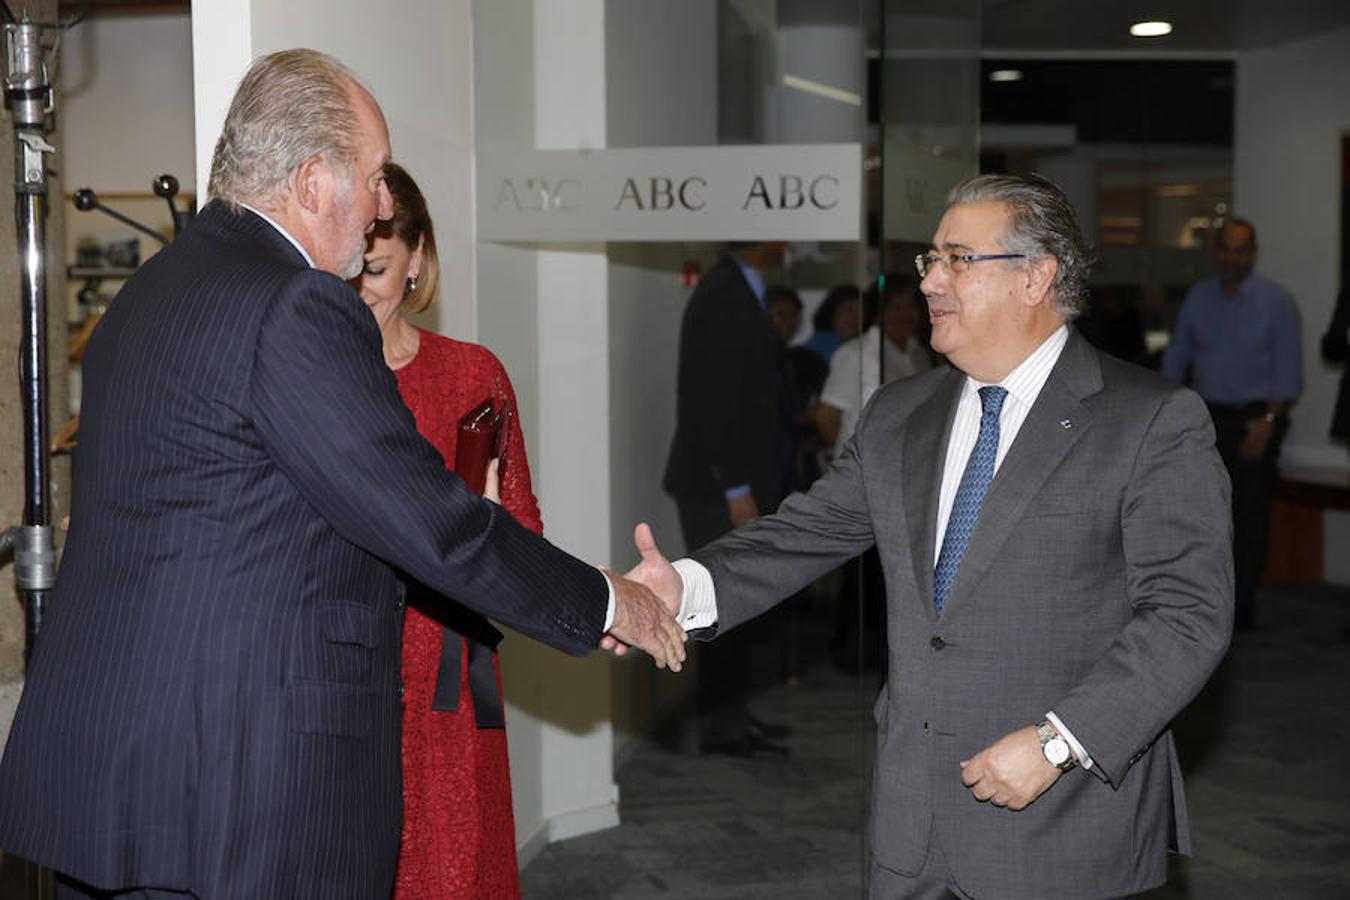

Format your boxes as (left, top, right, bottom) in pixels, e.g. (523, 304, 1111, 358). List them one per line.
(1045, 711, 1094, 770)
(670, 558, 719, 631)
(601, 570, 616, 631)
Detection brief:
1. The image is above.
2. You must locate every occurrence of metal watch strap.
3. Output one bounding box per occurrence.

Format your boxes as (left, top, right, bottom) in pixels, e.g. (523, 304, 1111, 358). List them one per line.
(1036, 720, 1076, 771)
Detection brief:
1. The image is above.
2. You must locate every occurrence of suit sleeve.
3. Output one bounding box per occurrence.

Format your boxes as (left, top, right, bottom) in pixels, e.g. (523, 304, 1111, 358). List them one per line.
(691, 401, 879, 635)
(1051, 387, 1233, 787)
(248, 270, 606, 655)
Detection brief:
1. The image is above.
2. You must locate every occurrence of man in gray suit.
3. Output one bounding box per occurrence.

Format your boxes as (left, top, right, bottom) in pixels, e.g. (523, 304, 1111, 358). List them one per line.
(623, 174, 1232, 898)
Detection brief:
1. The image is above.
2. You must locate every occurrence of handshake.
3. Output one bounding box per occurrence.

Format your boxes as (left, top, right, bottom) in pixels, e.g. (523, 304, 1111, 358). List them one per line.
(485, 462, 688, 671)
(599, 523, 689, 672)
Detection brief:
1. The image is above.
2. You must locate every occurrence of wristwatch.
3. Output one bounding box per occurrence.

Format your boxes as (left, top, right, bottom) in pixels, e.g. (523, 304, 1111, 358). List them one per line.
(1036, 720, 1075, 771)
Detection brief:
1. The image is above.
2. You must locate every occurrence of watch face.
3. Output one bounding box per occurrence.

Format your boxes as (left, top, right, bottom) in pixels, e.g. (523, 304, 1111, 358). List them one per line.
(1045, 737, 1071, 766)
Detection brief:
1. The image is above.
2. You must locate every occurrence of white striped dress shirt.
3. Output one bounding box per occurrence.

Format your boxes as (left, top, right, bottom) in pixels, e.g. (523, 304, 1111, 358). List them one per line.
(933, 325, 1068, 564)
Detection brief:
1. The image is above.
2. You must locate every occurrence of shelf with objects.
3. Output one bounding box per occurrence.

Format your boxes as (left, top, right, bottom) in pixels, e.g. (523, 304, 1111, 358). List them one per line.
(58, 175, 194, 455)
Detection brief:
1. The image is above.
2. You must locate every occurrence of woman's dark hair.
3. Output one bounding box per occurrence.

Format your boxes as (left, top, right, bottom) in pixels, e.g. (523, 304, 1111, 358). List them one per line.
(811, 283, 860, 333)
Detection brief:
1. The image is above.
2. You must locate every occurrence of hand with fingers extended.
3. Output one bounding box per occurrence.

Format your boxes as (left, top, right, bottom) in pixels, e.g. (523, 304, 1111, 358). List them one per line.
(959, 725, 1061, 811)
(625, 523, 682, 615)
(602, 570, 687, 671)
(602, 523, 685, 657)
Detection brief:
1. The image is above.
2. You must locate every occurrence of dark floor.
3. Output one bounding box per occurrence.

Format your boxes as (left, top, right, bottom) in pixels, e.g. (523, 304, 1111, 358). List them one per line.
(520, 583, 1350, 899)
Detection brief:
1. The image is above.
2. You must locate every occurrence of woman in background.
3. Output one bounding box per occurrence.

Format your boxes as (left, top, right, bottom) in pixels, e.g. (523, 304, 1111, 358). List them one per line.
(353, 162, 534, 899)
(803, 282, 863, 363)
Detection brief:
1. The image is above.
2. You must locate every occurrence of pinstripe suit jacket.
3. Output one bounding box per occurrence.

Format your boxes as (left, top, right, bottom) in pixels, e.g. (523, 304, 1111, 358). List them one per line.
(0, 202, 607, 897)
(693, 331, 1233, 898)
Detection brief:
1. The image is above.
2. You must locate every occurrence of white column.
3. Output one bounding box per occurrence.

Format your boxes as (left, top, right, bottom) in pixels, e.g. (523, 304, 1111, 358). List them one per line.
(532, 0, 621, 848)
(477, 0, 620, 865)
(190, 0, 252, 200)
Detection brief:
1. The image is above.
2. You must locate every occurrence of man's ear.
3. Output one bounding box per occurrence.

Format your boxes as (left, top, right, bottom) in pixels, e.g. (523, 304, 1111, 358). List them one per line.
(1022, 256, 1058, 308)
(293, 154, 328, 215)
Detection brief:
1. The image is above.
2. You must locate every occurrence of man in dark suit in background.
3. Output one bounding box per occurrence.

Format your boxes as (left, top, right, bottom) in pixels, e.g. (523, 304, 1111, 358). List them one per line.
(633, 174, 1232, 897)
(663, 242, 793, 757)
(0, 49, 683, 899)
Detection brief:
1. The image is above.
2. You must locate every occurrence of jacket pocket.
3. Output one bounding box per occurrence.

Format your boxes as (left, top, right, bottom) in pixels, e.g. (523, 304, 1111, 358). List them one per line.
(320, 603, 381, 647)
(299, 602, 385, 686)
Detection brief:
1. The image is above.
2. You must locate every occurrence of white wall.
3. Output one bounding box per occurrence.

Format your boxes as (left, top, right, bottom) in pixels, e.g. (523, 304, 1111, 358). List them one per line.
(1236, 27, 1350, 473)
(60, 13, 196, 193)
(475, 0, 623, 864)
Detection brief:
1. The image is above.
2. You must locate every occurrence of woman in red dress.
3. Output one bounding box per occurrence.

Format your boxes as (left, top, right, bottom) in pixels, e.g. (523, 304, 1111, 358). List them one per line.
(353, 163, 533, 899)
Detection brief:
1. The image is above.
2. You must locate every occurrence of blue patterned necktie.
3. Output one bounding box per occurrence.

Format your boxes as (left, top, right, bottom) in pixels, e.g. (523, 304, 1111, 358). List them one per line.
(933, 386, 1008, 616)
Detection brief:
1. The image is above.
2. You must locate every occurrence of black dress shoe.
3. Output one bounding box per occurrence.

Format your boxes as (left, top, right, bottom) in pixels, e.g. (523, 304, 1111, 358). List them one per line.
(699, 733, 791, 758)
(748, 715, 793, 740)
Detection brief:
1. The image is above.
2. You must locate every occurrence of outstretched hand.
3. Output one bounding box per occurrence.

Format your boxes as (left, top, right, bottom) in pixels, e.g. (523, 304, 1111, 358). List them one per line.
(603, 570, 686, 671)
(626, 523, 682, 615)
(601, 524, 685, 657)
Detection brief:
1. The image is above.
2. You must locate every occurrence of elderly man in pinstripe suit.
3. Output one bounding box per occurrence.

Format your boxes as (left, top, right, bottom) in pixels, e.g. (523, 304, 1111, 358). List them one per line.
(0, 49, 684, 899)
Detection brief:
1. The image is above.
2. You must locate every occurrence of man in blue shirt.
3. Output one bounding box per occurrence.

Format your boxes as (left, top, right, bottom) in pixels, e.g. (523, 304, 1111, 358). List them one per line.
(1163, 218, 1302, 630)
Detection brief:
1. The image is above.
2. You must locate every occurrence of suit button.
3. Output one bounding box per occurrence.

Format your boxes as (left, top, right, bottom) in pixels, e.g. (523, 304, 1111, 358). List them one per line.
(930, 636, 946, 651)
(923, 722, 930, 734)
(399, 683, 405, 698)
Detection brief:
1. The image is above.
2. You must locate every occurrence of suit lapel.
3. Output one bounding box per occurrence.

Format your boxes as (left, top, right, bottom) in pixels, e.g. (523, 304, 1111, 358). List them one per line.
(938, 331, 1103, 623)
(903, 368, 963, 621)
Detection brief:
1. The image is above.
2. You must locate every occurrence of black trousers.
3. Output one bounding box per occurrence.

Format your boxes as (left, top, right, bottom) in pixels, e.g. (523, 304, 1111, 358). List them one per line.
(676, 495, 769, 745)
(1208, 404, 1288, 629)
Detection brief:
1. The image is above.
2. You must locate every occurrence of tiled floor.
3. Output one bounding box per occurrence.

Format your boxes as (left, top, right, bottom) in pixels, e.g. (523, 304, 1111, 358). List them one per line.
(521, 583, 1350, 899)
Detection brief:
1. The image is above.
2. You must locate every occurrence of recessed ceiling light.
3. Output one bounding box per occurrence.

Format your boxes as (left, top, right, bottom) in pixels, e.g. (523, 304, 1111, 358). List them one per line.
(989, 69, 1023, 82)
(1130, 20, 1173, 38)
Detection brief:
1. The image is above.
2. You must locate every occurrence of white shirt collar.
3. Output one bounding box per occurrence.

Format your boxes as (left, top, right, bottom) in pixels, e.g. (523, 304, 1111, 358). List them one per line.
(961, 324, 1069, 408)
(239, 202, 315, 268)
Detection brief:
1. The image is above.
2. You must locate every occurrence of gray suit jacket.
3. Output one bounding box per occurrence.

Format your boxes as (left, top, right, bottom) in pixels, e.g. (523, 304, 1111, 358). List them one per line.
(693, 330, 1232, 899)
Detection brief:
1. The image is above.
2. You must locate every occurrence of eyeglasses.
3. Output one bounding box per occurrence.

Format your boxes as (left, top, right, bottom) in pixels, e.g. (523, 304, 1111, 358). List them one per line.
(914, 251, 1027, 279)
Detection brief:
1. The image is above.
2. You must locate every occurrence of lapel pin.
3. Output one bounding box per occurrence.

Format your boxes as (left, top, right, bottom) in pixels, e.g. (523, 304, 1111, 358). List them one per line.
(1059, 419, 1073, 429)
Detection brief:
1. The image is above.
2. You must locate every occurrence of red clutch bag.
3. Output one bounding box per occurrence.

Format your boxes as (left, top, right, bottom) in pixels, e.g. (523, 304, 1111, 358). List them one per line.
(454, 399, 511, 495)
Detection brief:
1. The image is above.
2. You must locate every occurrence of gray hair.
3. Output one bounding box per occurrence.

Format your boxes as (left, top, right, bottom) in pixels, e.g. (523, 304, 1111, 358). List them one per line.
(208, 49, 360, 210)
(946, 173, 1093, 319)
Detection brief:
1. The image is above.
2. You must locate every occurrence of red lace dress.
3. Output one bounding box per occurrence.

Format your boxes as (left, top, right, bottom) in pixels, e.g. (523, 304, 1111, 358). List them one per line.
(393, 330, 539, 900)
